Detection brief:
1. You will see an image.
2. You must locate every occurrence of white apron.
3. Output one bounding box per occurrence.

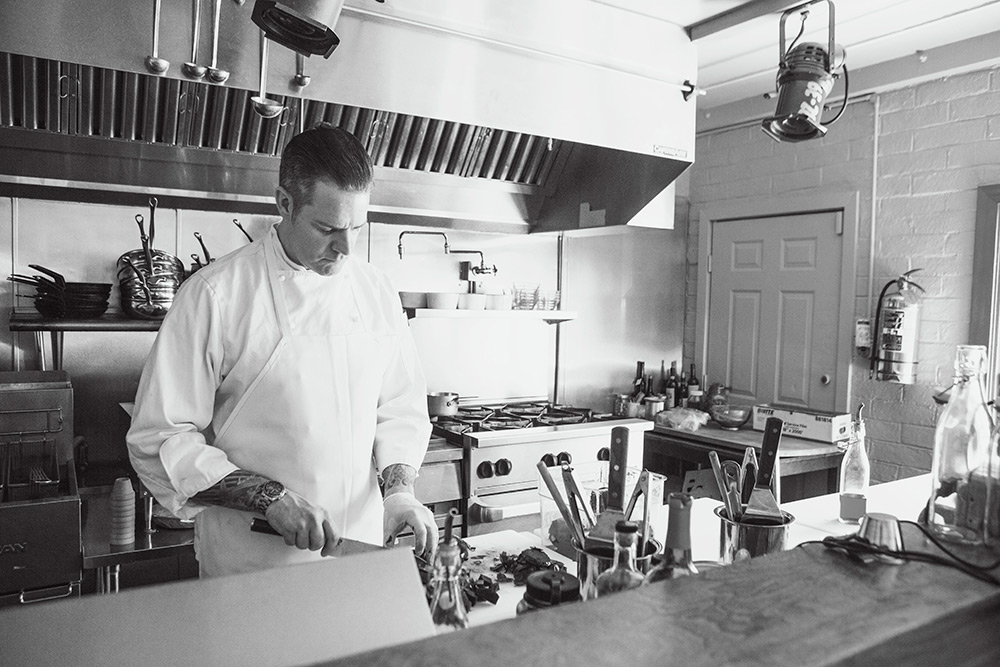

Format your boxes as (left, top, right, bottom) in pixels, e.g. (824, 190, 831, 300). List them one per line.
(194, 236, 387, 576)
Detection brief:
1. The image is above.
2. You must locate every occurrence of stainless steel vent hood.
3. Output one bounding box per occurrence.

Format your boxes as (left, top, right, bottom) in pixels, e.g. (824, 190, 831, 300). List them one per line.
(0, 0, 696, 233)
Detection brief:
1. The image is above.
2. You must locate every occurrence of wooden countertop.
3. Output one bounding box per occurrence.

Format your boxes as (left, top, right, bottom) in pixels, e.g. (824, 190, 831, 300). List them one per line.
(4, 476, 998, 666)
(650, 422, 841, 458)
(324, 524, 1000, 667)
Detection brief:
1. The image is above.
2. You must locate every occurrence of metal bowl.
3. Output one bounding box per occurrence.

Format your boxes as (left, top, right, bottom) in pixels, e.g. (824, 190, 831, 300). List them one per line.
(710, 405, 753, 430)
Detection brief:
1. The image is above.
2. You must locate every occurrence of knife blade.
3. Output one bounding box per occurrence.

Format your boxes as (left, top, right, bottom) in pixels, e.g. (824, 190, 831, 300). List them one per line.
(250, 518, 383, 557)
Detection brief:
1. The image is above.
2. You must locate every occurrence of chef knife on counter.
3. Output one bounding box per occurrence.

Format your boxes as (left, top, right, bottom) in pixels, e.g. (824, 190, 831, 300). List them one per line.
(250, 518, 383, 557)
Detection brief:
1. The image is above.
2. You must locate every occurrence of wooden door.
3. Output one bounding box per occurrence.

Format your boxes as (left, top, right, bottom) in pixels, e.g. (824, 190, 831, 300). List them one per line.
(705, 210, 845, 412)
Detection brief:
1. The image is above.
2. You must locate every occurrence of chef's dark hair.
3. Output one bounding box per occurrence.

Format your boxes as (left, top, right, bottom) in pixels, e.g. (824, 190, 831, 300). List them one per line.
(279, 122, 373, 205)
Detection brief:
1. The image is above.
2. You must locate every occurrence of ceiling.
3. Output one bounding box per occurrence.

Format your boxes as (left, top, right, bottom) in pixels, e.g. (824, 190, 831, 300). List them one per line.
(596, 0, 1000, 132)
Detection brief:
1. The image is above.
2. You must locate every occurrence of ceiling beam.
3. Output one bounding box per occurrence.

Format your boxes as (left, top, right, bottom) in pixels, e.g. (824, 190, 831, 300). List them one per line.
(687, 0, 804, 41)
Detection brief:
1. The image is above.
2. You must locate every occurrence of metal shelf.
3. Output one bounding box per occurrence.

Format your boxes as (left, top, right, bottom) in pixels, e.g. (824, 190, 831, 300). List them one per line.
(403, 308, 577, 324)
(8, 311, 160, 332)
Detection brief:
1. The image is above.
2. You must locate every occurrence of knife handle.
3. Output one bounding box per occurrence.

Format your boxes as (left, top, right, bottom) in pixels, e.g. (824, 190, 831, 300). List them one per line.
(741, 460, 757, 505)
(251, 518, 281, 536)
(757, 417, 783, 488)
(607, 426, 629, 511)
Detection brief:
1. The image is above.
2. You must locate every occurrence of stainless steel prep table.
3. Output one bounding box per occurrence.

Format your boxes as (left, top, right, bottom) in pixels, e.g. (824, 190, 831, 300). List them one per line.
(644, 422, 844, 501)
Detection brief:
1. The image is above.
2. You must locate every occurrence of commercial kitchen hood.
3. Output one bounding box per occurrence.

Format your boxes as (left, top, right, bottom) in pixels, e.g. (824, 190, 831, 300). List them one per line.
(0, 0, 696, 233)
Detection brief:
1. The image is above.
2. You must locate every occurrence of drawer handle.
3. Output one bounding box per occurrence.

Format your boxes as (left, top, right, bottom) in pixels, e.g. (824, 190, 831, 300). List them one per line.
(20, 584, 75, 604)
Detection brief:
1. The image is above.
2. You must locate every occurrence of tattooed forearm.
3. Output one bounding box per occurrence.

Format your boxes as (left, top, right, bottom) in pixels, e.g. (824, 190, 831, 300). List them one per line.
(193, 470, 271, 513)
(381, 463, 417, 495)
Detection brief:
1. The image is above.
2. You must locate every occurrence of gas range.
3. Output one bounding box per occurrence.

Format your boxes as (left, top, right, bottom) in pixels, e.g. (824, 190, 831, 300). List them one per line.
(431, 401, 607, 437)
(432, 401, 653, 534)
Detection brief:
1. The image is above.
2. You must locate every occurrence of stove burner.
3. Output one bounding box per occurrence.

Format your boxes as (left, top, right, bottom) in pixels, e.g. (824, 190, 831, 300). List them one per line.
(455, 406, 495, 421)
(432, 401, 609, 442)
(479, 416, 533, 431)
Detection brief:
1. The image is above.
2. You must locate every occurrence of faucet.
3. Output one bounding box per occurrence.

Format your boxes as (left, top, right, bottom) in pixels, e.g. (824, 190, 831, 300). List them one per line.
(398, 230, 450, 259)
(451, 249, 498, 276)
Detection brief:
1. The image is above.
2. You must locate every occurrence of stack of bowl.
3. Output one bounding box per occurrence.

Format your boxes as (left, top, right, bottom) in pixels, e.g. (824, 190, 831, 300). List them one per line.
(116, 249, 186, 319)
(7, 265, 112, 319)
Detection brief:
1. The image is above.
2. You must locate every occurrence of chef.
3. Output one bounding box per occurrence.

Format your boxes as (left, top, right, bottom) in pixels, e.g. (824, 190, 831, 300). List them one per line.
(127, 123, 436, 577)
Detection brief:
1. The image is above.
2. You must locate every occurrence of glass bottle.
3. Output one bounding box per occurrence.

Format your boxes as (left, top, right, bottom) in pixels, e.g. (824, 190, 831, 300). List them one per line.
(428, 516, 469, 632)
(632, 361, 646, 400)
(927, 345, 994, 545)
(595, 520, 645, 597)
(665, 362, 678, 408)
(838, 406, 871, 524)
(644, 493, 698, 584)
(657, 360, 668, 394)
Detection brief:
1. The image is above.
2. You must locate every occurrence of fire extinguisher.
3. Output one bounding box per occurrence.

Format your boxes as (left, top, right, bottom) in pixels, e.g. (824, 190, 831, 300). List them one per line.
(870, 269, 925, 384)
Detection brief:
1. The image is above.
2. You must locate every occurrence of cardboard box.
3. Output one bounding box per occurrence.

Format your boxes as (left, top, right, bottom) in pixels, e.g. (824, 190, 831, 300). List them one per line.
(752, 404, 852, 444)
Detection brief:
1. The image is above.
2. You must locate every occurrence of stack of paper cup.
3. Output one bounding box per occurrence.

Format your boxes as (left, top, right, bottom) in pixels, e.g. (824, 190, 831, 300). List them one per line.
(110, 477, 136, 546)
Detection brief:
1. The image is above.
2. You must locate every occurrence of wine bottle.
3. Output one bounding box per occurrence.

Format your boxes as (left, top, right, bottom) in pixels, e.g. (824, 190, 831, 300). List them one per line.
(678, 371, 689, 407)
(595, 521, 645, 597)
(644, 492, 698, 584)
(665, 362, 678, 408)
(688, 363, 700, 391)
(632, 361, 646, 400)
(657, 360, 667, 394)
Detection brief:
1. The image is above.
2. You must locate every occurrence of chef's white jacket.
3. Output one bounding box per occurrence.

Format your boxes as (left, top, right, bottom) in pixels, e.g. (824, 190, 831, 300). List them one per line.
(127, 225, 430, 571)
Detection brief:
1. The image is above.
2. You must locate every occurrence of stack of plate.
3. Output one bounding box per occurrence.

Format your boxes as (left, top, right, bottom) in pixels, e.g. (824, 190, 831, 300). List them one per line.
(116, 249, 186, 319)
(7, 264, 112, 319)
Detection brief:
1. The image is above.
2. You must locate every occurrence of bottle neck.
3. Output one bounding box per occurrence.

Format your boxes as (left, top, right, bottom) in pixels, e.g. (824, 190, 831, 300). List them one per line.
(613, 535, 639, 571)
(665, 504, 692, 551)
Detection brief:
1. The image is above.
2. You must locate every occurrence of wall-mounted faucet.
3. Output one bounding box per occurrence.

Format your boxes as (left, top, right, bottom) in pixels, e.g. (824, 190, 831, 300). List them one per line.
(397, 230, 450, 259)
(451, 249, 498, 277)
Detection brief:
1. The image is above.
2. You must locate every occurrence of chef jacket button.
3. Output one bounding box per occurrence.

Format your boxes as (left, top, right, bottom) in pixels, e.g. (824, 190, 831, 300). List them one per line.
(280, 275, 286, 281)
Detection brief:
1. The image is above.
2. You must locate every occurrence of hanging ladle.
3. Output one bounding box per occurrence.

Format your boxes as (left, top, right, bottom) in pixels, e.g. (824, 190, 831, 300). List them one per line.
(182, 0, 208, 79)
(194, 231, 213, 263)
(293, 53, 311, 88)
(206, 0, 230, 84)
(250, 30, 284, 119)
(145, 0, 170, 74)
(135, 214, 155, 272)
(147, 197, 158, 249)
(233, 219, 253, 242)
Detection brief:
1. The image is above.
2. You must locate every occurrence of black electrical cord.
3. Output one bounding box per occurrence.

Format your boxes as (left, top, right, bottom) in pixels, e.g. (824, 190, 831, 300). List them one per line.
(800, 524, 1000, 587)
(821, 64, 850, 126)
(787, 10, 809, 55)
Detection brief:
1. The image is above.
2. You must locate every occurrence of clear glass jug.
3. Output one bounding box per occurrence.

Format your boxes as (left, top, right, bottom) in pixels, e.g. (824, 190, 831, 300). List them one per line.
(927, 345, 995, 545)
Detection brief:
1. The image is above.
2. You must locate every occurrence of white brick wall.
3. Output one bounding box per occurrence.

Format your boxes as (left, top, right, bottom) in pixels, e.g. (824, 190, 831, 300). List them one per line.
(686, 66, 1000, 483)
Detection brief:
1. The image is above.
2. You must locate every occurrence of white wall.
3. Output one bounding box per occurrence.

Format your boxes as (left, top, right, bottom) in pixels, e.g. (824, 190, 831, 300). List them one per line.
(685, 66, 1000, 482)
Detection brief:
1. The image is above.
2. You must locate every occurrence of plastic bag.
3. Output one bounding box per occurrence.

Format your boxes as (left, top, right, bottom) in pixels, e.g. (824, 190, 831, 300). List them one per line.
(655, 407, 710, 432)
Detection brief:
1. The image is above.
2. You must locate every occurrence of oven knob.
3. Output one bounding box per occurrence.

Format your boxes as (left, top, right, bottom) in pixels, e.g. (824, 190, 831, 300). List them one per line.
(540, 453, 557, 468)
(495, 458, 512, 476)
(477, 461, 495, 478)
(597, 447, 610, 461)
(557, 451, 572, 465)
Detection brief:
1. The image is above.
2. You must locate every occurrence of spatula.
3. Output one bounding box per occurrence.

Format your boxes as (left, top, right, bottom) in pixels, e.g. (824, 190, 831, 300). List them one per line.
(584, 425, 629, 551)
(743, 417, 784, 524)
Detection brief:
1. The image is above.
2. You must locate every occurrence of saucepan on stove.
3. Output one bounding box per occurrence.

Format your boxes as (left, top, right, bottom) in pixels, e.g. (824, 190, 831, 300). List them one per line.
(427, 392, 460, 417)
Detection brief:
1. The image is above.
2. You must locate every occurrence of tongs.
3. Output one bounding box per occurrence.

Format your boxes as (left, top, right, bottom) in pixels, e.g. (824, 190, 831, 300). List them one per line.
(624, 469, 666, 554)
(561, 464, 596, 536)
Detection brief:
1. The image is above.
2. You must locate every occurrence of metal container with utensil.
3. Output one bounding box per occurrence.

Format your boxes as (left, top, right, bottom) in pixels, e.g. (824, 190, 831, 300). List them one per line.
(715, 505, 794, 563)
(116, 249, 185, 320)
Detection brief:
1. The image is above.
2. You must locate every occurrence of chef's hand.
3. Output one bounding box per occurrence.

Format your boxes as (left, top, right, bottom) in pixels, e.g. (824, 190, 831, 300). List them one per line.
(265, 491, 343, 557)
(383, 491, 437, 557)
